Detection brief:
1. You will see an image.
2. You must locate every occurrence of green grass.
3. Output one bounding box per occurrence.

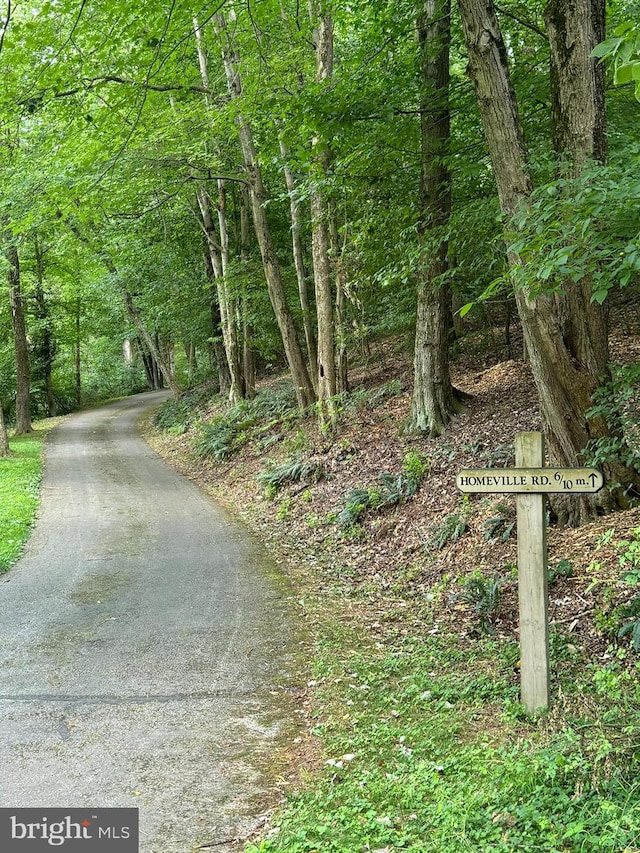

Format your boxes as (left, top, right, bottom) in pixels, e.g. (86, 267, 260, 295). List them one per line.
(0, 424, 55, 573)
(247, 624, 640, 853)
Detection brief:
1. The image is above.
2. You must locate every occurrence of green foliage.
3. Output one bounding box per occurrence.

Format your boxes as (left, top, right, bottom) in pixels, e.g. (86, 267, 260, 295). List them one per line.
(593, 21, 640, 101)
(618, 527, 640, 584)
(618, 598, 640, 652)
(549, 559, 574, 584)
(585, 363, 640, 489)
(0, 426, 52, 573)
(426, 498, 471, 551)
(507, 162, 640, 304)
(246, 631, 640, 853)
(401, 449, 430, 484)
(196, 416, 246, 461)
(337, 487, 376, 529)
(258, 460, 325, 496)
(459, 573, 504, 634)
(153, 387, 215, 434)
(345, 380, 404, 412)
(482, 502, 516, 542)
(613, 528, 640, 652)
(196, 384, 300, 461)
(337, 452, 428, 530)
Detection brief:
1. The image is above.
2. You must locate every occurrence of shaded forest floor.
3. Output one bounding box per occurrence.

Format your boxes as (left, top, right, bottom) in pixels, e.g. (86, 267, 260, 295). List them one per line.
(145, 300, 640, 846)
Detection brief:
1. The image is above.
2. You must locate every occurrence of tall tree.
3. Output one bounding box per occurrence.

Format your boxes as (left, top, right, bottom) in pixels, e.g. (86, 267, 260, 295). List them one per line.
(213, 9, 315, 410)
(6, 242, 33, 434)
(193, 18, 244, 403)
(195, 184, 244, 403)
(458, 0, 639, 524)
(309, 1, 339, 429)
(279, 131, 319, 394)
(410, 0, 467, 436)
(0, 400, 10, 456)
(32, 236, 57, 417)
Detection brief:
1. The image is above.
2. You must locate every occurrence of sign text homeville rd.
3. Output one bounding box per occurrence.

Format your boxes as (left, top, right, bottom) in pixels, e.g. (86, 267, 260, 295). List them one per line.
(456, 467, 603, 494)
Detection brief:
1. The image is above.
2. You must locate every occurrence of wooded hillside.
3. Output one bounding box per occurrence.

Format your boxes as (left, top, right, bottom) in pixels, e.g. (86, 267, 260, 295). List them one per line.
(1, 0, 639, 526)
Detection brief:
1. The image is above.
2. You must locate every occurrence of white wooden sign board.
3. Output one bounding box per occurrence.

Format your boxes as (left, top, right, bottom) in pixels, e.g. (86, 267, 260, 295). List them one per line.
(456, 432, 603, 713)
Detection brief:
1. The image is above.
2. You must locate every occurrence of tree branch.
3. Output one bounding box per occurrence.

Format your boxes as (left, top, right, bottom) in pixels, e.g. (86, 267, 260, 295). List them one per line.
(0, 0, 11, 57)
(51, 75, 218, 99)
(495, 4, 546, 39)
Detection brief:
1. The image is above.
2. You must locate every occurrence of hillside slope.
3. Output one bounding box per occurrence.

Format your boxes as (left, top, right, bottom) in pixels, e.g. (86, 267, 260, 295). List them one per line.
(145, 310, 640, 851)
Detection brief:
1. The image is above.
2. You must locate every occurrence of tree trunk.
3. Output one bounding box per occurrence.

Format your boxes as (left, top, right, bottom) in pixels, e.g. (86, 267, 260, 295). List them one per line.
(0, 401, 10, 456)
(410, 0, 467, 436)
(6, 243, 33, 434)
(193, 18, 244, 403)
(122, 291, 181, 398)
(60, 213, 179, 399)
(75, 299, 82, 407)
(546, 0, 607, 169)
(310, 4, 338, 429)
(458, 0, 639, 524)
(239, 184, 256, 399)
(33, 237, 57, 417)
(196, 185, 243, 402)
(279, 132, 318, 389)
(214, 11, 315, 410)
(542, 0, 637, 521)
(203, 249, 232, 396)
(328, 201, 349, 394)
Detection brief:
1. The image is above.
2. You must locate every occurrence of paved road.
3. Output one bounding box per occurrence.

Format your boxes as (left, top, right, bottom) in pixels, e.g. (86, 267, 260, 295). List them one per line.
(0, 392, 301, 852)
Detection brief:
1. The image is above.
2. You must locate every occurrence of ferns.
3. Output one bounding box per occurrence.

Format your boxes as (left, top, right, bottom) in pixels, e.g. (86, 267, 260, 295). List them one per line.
(196, 384, 299, 461)
(258, 460, 325, 494)
(336, 453, 429, 529)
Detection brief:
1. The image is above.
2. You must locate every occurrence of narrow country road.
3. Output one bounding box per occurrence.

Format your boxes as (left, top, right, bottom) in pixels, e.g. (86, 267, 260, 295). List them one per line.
(0, 392, 301, 852)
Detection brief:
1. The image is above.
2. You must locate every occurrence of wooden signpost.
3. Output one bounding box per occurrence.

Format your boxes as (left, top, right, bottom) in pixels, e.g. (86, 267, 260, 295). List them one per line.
(456, 432, 603, 713)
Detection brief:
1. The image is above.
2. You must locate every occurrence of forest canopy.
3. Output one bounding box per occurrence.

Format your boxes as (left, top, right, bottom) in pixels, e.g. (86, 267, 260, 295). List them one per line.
(1, 0, 639, 523)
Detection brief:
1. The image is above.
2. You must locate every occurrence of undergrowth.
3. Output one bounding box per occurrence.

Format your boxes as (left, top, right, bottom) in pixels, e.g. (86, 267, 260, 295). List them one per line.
(337, 451, 429, 530)
(152, 385, 215, 434)
(246, 626, 640, 853)
(154, 382, 301, 459)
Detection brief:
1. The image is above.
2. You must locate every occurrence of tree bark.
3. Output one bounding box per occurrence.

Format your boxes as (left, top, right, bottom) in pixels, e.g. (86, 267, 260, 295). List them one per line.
(196, 185, 243, 402)
(33, 237, 57, 417)
(238, 184, 256, 399)
(542, 0, 638, 520)
(60, 212, 180, 399)
(122, 291, 181, 398)
(214, 11, 315, 410)
(193, 17, 244, 403)
(279, 132, 318, 390)
(458, 0, 639, 524)
(410, 0, 468, 436)
(0, 400, 10, 456)
(6, 243, 33, 434)
(546, 0, 606, 169)
(75, 299, 82, 407)
(328, 200, 349, 394)
(203, 249, 232, 396)
(309, 3, 338, 428)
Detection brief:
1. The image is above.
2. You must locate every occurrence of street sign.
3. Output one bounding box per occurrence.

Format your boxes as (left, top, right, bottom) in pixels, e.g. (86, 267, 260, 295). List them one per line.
(456, 467, 603, 494)
(456, 433, 604, 714)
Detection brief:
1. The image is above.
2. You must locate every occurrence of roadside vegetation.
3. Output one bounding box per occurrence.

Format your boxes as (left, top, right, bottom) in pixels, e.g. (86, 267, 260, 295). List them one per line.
(0, 423, 57, 573)
(146, 321, 640, 853)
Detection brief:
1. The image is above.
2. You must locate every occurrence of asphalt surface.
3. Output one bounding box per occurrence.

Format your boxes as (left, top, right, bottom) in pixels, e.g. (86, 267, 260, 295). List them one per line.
(0, 392, 302, 851)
